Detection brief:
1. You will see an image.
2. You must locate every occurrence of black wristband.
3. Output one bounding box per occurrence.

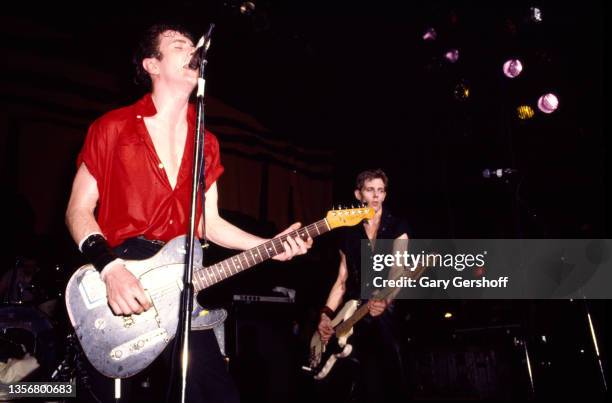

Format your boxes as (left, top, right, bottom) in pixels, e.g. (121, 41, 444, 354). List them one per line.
(320, 306, 335, 318)
(81, 234, 118, 272)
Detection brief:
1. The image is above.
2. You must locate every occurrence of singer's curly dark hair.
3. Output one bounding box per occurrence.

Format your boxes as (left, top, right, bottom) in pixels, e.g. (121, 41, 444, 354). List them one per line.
(355, 169, 388, 191)
(133, 23, 195, 90)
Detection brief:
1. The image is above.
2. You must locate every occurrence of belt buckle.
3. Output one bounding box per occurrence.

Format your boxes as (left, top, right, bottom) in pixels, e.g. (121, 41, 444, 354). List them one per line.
(152, 239, 165, 246)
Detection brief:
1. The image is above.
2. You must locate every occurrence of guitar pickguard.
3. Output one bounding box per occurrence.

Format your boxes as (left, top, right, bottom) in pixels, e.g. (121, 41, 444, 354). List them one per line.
(78, 270, 107, 310)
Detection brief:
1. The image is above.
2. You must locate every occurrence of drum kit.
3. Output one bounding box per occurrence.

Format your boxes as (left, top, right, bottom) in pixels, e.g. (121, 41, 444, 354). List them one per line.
(0, 258, 76, 388)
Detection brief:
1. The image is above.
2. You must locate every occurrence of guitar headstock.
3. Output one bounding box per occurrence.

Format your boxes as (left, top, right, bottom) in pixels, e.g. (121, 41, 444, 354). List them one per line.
(325, 206, 375, 229)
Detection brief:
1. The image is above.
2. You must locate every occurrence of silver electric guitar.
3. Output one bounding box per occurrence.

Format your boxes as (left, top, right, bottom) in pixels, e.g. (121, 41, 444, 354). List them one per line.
(65, 207, 374, 378)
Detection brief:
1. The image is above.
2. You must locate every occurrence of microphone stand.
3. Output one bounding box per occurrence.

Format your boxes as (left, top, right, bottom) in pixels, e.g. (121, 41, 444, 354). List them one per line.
(172, 23, 215, 403)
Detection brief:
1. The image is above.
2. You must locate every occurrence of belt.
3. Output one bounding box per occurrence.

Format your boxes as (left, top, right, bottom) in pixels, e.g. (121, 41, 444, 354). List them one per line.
(136, 236, 166, 246)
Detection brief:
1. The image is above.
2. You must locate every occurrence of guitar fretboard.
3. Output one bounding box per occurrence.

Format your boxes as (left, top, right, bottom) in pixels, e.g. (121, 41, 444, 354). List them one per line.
(193, 219, 329, 293)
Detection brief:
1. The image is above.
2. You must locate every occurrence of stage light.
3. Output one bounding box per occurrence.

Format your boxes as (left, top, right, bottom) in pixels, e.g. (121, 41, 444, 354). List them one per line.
(530, 7, 543, 22)
(517, 105, 535, 120)
(503, 59, 523, 78)
(423, 27, 437, 41)
(444, 312, 453, 319)
(537, 93, 559, 114)
(453, 81, 470, 101)
(240, 1, 256, 15)
(444, 49, 459, 63)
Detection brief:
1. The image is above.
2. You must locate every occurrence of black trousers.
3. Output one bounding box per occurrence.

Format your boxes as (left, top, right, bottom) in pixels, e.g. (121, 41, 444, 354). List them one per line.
(351, 310, 406, 403)
(316, 307, 407, 403)
(76, 237, 240, 403)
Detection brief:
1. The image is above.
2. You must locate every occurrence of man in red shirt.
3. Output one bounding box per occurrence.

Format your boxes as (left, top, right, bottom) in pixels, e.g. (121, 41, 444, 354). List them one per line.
(65, 23, 312, 403)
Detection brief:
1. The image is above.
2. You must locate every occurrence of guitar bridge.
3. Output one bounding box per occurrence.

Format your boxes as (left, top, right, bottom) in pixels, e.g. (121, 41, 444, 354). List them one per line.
(110, 328, 169, 361)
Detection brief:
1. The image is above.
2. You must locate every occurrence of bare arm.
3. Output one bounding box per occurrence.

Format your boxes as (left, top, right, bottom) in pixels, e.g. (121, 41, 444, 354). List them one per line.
(317, 250, 348, 342)
(368, 232, 409, 317)
(387, 233, 409, 300)
(368, 232, 409, 316)
(201, 182, 312, 259)
(65, 163, 150, 315)
(201, 182, 266, 250)
(65, 163, 103, 245)
(325, 250, 348, 312)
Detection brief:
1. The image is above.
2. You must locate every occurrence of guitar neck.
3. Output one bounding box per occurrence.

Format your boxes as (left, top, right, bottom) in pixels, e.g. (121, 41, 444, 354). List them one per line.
(334, 264, 425, 336)
(334, 286, 396, 336)
(193, 219, 330, 293)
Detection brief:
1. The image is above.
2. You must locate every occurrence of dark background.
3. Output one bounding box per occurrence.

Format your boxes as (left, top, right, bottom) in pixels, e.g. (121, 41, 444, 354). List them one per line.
(5, 1, 604, 237)
(1, 1, 607, 401)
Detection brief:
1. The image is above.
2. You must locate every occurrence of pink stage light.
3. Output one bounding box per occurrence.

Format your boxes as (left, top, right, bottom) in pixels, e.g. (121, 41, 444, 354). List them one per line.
(444, 49, 459, 63)
(503, 59, 523, 78)
(423, 28, 437, 41)
(537, 93, 559, 114)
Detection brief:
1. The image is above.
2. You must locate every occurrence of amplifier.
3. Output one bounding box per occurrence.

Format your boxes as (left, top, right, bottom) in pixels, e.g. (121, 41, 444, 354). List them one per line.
(228, 294, 298, 403)
(232, 294, 294, 304)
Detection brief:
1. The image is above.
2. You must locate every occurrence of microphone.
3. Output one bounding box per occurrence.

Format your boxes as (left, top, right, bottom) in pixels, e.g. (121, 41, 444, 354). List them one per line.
(482, 168, 518, 178)
(186, 24, 215, 70)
